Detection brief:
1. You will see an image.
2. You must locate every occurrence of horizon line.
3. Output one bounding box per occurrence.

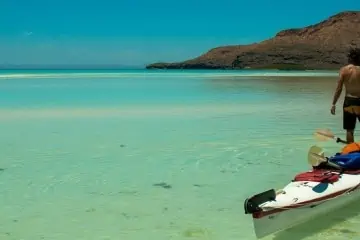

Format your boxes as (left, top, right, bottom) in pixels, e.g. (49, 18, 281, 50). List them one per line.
(0, 64, 146, 70)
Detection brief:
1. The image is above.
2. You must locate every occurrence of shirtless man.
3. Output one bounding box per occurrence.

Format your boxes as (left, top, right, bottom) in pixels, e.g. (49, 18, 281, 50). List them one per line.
(331, 48, 360, 143)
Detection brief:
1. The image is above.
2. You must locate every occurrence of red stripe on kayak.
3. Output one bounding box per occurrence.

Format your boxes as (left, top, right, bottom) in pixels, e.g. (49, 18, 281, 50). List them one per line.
(253, 183, 360, 219)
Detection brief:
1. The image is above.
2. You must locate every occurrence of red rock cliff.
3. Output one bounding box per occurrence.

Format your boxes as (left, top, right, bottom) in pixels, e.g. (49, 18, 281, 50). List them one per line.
(146, 11, 360, 70)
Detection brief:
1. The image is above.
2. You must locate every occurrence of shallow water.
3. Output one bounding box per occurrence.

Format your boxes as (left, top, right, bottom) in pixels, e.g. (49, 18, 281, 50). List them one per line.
(0, 69, 358, 240)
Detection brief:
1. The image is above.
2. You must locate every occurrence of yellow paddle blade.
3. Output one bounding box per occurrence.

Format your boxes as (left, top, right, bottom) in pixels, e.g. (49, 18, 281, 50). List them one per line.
(313, 129, 335, 141)
(307, 145, 326, 166)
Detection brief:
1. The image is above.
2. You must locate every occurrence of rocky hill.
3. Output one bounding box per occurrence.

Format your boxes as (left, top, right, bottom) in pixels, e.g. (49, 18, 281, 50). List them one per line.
(146, 11, 360, 70)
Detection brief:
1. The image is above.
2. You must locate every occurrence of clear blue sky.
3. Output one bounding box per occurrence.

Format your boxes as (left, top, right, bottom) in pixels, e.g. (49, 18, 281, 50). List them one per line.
(0, 0, 359, 67)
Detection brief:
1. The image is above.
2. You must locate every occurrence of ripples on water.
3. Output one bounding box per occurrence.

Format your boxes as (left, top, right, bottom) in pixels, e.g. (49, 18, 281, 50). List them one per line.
(0, 70, 356, 240)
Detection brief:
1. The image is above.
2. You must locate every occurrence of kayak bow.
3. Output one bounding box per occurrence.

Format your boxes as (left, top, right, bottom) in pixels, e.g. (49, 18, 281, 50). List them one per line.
(244, 144, 360, 239)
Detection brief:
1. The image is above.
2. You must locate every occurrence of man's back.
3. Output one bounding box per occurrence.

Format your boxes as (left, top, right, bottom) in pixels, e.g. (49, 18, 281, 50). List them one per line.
(331, 48, 360, 143)
(343, 64, 360, 97)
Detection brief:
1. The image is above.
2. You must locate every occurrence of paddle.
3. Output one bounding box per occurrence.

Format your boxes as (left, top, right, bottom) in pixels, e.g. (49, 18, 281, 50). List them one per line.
(314, 129, 348, 144)
(308, 145, 325, 166)
(307, 145, 342, 170)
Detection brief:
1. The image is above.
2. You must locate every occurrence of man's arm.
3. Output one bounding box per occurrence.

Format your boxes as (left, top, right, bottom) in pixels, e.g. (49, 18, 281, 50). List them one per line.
(332, 68, 345, 106)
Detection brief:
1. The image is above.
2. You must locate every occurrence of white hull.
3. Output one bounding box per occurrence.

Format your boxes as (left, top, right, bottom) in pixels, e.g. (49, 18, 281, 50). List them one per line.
(245, 171, 360, 239)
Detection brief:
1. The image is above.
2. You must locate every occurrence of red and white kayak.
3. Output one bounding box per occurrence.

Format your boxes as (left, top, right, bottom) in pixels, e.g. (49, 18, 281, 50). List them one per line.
(244, 145, 360, 239)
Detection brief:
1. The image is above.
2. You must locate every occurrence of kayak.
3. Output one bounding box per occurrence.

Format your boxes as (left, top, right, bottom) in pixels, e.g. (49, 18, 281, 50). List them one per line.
(243, 145, 360, 239)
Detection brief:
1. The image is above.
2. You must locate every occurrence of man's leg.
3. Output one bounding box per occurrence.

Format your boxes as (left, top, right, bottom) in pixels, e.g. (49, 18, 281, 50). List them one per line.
(343, 109, 356, 143)
(347, 130, 355, 143)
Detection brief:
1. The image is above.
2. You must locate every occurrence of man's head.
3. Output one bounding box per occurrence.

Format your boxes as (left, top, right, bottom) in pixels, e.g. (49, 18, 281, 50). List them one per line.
(348, 48, 360, 65)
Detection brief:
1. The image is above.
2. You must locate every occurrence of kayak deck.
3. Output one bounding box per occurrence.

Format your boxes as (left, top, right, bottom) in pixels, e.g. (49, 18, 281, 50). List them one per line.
(244, 141, 360, 239)
(245, 169, 360, 217)
(244, 169, 360, 239)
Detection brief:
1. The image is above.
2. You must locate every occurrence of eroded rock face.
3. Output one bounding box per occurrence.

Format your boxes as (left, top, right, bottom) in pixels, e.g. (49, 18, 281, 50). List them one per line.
(146, 11, 360, 70)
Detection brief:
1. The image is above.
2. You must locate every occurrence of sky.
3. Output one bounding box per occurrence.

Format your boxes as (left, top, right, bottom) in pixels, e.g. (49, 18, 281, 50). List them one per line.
(0, 0, 359, 67)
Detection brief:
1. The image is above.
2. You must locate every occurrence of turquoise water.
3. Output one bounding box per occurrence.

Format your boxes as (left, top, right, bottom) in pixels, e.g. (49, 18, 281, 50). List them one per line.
(0, 69, 358, 240)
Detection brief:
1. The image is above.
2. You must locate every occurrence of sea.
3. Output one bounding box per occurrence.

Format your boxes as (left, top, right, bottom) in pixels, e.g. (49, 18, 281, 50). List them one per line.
(0, 69, 359, 240)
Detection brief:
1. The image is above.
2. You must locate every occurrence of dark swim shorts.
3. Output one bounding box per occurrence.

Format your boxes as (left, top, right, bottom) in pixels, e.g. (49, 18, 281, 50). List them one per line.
(343, 96, 360, 130)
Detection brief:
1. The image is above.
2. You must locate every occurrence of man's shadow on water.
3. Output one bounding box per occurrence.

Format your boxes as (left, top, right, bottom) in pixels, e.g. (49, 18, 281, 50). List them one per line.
(270, 199, 360, 240)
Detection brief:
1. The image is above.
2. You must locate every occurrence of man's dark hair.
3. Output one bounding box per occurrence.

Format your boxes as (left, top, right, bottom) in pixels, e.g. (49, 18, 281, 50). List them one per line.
(348, 48, 360, 65)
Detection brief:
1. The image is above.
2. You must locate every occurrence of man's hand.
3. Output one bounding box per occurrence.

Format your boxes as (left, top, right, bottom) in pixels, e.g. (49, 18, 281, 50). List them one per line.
(331, 105, 336, 115)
